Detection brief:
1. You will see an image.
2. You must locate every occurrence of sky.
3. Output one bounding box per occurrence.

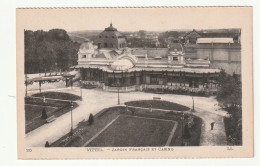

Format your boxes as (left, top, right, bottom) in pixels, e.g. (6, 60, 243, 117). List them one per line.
(16, 7, 248, 32)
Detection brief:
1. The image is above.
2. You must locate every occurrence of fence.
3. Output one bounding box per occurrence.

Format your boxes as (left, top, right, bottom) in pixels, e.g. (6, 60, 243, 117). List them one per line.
(103, 85, 137, 92)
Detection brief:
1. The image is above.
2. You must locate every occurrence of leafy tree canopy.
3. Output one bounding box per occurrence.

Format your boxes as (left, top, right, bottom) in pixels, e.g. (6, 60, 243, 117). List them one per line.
(217, 70, 242, 108)
(25, 29, 80, 74)
(217, 70, 242, 145)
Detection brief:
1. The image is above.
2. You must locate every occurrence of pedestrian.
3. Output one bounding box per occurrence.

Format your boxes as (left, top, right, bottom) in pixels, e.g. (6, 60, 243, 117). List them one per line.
(210, 122, 215, 130)
(45, 141, 50, 147)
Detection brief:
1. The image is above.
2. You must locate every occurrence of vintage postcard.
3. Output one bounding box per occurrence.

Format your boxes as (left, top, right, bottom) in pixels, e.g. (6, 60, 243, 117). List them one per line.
(16, 7, 253, 159)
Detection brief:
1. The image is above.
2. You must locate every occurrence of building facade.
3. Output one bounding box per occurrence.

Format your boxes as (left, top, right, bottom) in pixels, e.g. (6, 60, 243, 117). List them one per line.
(184, 29, 241, 75)
(72, 24, 221, 94)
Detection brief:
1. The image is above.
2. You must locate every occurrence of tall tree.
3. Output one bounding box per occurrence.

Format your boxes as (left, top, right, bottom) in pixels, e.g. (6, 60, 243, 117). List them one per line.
(24, 29, 80, 74)
(217, 70, 242, 145)
(217, 70, 242, 108)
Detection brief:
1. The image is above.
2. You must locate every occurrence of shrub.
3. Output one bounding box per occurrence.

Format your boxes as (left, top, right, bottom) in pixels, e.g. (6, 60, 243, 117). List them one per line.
(183, 124, 191, 139)
(42, 108, 48, 119)
(88, 113, 94, 125)
(130, 109, 135, 115)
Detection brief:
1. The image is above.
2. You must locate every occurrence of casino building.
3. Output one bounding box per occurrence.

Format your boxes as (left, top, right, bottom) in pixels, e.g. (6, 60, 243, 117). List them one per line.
(72, 23, 220, 93)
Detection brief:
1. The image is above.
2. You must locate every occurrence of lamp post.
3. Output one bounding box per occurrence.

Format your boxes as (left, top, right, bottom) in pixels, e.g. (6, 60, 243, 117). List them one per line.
(80, 80, 82, 101)
(42, 96, 47, 119)
(70, 101, 73, 136)
(181, 112, 185, 146)
(43, 96, 46, 103)
(191, 88, 195, 112)
(39, 81, 42, 93)
(70, 78, 73, 89)
(117, 80, 120, 105)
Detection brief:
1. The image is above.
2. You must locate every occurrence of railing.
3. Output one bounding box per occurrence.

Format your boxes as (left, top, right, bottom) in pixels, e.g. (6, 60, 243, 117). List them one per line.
(101, 83, 218, 93)
(103, 85, 137, 92)
(82, 81, 103, 88)
(142, 84, 218, 92)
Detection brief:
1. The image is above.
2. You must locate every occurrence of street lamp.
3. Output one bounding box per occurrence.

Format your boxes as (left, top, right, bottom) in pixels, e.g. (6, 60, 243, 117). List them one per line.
(39, 81, 42, 93)
(70, 78, 73, 89)
(79, 80, 82, 101)
(117, 80, 120, 105)
(43, 96, 46, 103)
(70, 101, 73, 136)
(191, 87, 195, 112)
(181, 112, 185, 146)
(42, 96, 47, 119)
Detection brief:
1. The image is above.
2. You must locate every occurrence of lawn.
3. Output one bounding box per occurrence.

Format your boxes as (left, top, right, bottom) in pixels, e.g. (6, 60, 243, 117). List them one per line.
(25, 104, 60, 133)
(86, 115, 176, 147)
(52, 101, 202, 147)
(125, 100, 190, 111)
(25, 104, 57, 122)
(32, 91, 81, 101)
(25, 92, 80, 133)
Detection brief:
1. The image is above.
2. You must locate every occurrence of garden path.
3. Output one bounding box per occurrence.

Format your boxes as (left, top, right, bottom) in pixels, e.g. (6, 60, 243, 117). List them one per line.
(25, 88, 228, 147)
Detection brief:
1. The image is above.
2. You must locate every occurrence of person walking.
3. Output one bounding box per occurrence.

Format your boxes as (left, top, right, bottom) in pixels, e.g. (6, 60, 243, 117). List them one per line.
(210, 122, 215, 130)
(45, 141, 50, 147)
(149, 104, 152, 112)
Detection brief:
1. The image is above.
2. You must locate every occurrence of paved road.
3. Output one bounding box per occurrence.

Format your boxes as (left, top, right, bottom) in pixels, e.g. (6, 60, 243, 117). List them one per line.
(25, 88, 228, 147)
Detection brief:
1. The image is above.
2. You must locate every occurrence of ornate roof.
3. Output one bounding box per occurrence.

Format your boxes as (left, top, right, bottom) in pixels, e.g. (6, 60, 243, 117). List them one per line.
(78, 40, 94, 54)
(98, 23, 124, 37)
(79, 40, 93, 49)
(95, 23, 127, 49)
(104, 23, 118, 31)
(185, 29, 201, 39)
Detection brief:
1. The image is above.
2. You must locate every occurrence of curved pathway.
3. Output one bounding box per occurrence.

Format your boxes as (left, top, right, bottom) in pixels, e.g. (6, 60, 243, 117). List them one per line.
(25, 88, 228, 147)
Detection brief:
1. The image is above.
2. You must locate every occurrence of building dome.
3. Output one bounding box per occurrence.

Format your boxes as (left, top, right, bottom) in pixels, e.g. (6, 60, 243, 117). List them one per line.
(95, 23, 127, 50)
(104, 23, 118, 31)
(111, 59, 134, 71)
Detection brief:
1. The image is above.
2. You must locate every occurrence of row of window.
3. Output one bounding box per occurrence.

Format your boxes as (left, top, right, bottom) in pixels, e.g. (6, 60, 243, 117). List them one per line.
(119, 43, 126, 48)
(102, 42, 126, 48)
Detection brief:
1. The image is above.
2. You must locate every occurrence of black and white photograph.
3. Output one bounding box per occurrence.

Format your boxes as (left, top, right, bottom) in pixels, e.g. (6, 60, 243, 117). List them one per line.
(15, 7, 253, 159)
